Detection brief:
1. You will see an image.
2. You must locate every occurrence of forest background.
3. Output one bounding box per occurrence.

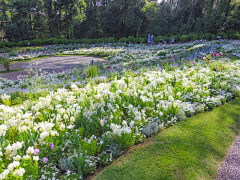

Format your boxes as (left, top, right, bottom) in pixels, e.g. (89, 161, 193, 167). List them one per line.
(0, 0, 240, 43)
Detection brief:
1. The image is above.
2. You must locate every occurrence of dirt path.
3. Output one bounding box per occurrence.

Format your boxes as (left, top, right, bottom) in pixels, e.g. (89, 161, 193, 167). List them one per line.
(0, 56, 106, 79)
(216, 132, 240, 180)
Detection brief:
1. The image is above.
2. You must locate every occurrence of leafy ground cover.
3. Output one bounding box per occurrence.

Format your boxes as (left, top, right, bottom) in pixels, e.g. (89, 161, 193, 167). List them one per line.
(94, 98, 240, 180)
(0, 40, 240, 179)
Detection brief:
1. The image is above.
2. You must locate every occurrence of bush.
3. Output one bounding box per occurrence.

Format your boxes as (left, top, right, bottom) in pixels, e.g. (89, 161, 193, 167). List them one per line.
(128, 36, 135, 43)
(223, 34, 228, 39)
(133, 38, 139, 44)
(180, 35, 188, 42)
(6, 42, 16, 48)
(205, 33, 211, 40)
(199, 33, 206, 39)
(53, 38, 60, 44)
(139, 38, 145, 44)
(108, 37, 116, 43)
(23, 40, 30, 46)
(31, 39, 42, 46)
(192, 34, 198, 41)
(118, 37, 128, 43)
(158, 51, 167, 56)
(1, 58, 11, 71)
(211, 34, 216, 40)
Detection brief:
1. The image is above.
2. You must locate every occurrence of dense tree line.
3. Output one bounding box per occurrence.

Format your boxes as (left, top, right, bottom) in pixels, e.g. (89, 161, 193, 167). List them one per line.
(0, 0, 240, 42)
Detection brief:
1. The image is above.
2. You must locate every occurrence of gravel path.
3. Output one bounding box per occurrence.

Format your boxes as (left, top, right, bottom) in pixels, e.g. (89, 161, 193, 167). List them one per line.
(216, 132, 240, 180)
(0, 56, 106, 79)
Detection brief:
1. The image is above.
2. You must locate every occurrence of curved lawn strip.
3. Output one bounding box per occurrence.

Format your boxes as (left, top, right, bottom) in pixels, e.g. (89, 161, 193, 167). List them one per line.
(94, 98, 240, 180)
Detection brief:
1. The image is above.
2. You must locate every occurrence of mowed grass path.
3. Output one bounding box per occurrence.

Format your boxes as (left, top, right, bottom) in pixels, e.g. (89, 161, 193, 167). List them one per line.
(94, 98, 240, 180)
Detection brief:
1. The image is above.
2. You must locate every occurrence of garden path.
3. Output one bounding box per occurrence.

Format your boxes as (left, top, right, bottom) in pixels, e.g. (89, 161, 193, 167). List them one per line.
(0, 56, 106, 79)
(216, 132, 240, 179)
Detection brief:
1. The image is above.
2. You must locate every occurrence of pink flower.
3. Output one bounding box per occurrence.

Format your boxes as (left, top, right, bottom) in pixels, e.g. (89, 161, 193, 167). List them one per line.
(190, 61, 194, 64)
(33, 148, 40, 155)
(226, 53, 228, 55)
(99, 117, 106, 127)
(43, 157, 48, 163)
(50, 143, 54, 149)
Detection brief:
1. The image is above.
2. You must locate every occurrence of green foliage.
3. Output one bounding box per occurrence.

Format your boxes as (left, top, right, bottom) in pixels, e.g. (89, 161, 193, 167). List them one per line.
(139, 38, 145, 44)
(211, 34, 216, 40)
(157, 51, 167, 56)
(128, 36, 135, 43)
(1, 58, 11, 71)
(118, 37, 128, 43)
(4, 24, 21, 42)
(108, 37, 116, 43)
(31, 39, 42, 46)
(71, 145, 86, 179)
(85, 65, 98, 78)
(180, 35, 188, 42)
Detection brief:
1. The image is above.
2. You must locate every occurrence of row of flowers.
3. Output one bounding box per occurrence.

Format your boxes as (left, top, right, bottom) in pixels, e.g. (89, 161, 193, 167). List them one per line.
(1, 50, 240, 179)
(0, 40, 232, 106)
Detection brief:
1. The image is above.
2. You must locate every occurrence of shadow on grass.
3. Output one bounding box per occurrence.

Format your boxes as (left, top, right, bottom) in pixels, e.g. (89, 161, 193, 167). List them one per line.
(94, 98, 240, 180)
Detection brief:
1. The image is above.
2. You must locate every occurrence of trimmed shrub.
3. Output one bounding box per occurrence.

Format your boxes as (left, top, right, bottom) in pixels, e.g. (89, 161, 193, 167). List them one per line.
(211, 34, 216, 40)
(223, 34, 228, 39)
(118, 37, 128, 43)
(108, 37, 116, 43)
(192, 34, 198, 41)
(180, 35, 188, 42)
(31, 39, 42, 46)
(128, 36, 135, 43)
(199, 34, 206, 39)
(6, 42, 16, 48)
(205, 33, 211, 40)
(133, 38, 139, 44)
(102, 38, 108, 43)
(17, 41, 24, 47)
(139, 38, 145, 44)
(53, 38, 60, 44)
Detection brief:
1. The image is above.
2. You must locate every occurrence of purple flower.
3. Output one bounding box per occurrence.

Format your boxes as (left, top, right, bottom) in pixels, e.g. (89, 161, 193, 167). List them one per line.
(50, 143, 54, 149)
(43, 157, 48, 163)
(33, 148, 40, 155)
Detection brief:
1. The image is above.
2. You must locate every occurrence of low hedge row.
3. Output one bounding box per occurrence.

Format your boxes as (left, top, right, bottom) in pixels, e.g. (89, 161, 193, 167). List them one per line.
(0, 32, 239, 48)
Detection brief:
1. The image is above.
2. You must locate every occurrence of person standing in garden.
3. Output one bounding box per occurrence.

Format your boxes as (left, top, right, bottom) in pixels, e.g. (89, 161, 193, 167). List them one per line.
(151, 34, 154, 44)
(148, 34, 151, 44)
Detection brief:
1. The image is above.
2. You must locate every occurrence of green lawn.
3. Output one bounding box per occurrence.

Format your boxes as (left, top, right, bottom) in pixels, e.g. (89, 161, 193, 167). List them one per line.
(0, 69, 24, 73)
(94, 98, 240, 180)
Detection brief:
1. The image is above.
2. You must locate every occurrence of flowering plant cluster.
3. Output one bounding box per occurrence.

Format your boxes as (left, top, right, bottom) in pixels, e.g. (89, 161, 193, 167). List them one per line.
(0, 40, 239, 179)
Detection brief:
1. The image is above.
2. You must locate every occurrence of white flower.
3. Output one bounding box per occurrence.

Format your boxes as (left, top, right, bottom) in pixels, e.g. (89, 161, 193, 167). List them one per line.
(59, 123, 65, 131)
(0, 125, 8, 137)
(13, 155, 22, 161)
(67, 125, 74, 129)
(33, 156, 39, 161)
(23, 154, 30, 160)
(7, 161, 20, 171)
(13, 167, 25, 177)
(26, 146, 34, 154)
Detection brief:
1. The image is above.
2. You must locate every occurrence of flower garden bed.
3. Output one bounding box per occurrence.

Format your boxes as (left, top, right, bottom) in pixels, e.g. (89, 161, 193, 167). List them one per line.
(0, 40, 239, 179)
